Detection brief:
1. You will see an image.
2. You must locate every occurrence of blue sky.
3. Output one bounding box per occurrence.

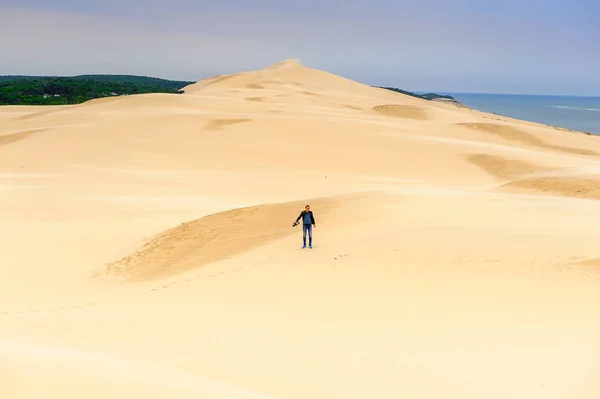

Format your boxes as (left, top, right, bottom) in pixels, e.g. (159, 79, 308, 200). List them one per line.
(1, 0, 598, 95)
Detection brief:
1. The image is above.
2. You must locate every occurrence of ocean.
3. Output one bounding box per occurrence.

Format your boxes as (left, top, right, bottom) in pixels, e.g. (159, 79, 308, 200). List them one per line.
(441, 93, 600, 136)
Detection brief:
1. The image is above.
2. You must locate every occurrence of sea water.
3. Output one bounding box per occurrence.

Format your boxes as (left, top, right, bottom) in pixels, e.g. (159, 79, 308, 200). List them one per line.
(445, 93, 600, 136)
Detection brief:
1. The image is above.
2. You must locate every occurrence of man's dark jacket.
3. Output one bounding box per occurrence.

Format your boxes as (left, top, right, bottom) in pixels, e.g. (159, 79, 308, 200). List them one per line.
(295, 210, 315, 225)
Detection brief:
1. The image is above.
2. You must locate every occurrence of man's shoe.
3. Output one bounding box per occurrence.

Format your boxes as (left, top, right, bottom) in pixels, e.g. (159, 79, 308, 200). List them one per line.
(309, 244, 312, 249)
(302, 244, 306, 249)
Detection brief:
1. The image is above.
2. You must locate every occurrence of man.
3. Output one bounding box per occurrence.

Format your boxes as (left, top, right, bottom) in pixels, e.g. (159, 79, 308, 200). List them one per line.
(293, 204, 316, 249)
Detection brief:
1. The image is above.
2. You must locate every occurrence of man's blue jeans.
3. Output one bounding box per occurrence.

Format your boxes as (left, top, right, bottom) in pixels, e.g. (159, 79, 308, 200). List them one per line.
(302, 224, 313, 246)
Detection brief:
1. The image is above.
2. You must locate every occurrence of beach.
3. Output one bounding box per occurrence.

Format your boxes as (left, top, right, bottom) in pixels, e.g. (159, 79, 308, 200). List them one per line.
(1, 59, 599, 398)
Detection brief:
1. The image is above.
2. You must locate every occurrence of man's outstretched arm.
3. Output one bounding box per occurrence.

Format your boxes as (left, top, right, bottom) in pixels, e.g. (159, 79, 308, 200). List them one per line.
(293, 211, 304, 225)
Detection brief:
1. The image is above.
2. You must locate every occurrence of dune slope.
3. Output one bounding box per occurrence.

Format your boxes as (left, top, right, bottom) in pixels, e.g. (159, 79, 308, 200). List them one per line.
(1, 59, 600, 398)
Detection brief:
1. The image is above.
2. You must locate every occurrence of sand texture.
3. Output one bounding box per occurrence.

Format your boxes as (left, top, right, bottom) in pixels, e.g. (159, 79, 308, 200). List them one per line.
(1, 59, 600, 398)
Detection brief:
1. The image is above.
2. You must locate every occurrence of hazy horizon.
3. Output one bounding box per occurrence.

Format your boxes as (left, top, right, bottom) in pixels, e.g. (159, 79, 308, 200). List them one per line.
(1, 1, 598, 96)
(2, 71, 599, 99)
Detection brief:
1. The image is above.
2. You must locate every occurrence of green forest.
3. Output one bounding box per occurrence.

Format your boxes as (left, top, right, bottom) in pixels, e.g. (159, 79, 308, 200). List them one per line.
(0, 75, 194, 105)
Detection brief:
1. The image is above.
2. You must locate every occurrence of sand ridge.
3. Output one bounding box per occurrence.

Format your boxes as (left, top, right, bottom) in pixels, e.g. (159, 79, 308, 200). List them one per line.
(2, 58, 600, 399)
(0, 128, 45, 147)
(96, 193, 366, 282)
(461, 153, 551, 180)
(458, 122, 599, 156)
(499, 175, 600, 200)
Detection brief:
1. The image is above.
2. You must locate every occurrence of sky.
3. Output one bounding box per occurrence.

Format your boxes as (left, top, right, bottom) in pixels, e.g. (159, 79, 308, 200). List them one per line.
(1, 0, 599, 95)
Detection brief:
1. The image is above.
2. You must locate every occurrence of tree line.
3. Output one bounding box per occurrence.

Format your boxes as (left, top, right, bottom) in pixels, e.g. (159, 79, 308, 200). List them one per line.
(375, 86, 456, 101)
(0, 75, 194, 105)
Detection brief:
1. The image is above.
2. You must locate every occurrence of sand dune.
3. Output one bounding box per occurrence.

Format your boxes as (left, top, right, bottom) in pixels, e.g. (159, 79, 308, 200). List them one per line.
(1, 59, 600, 398)
(182, 59, 374, 96)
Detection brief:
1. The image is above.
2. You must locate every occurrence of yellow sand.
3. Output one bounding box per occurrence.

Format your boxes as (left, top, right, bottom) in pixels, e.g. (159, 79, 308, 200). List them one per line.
(1, 59, 599, 398)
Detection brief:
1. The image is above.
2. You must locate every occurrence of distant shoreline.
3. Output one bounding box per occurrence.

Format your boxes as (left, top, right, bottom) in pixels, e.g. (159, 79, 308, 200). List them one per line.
(447, 92, 600, 136)
(439, 91, 600, 99)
